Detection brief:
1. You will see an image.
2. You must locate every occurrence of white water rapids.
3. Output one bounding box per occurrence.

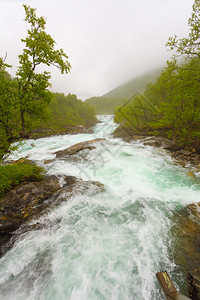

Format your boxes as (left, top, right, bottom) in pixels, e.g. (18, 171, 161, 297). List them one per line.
(0, 115, 200, 300)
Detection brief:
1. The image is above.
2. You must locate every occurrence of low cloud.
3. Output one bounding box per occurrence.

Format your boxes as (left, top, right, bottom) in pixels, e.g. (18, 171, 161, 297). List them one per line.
(0, 0, 194, 99)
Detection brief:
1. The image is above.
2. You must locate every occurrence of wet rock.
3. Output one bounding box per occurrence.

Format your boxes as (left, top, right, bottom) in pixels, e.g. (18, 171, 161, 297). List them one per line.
(54, 138, 106, 157)
(187, 269, 200, 300)
(187, 202, 200, 220)
(90, 181, 105, 192)
(176, 160, 186, 168)
(180, 149, 193, 156)
(43, 160, 53, 164)
(0, 174, 105, 256)
(188, 171, 196, 178)
(143, 140, 162, 147)
(0, 175, 76, 255)
(171, 202, 200, 296)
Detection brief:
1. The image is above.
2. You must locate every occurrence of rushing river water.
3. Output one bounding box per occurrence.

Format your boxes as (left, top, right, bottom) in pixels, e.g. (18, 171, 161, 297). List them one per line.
(1, 115, 200, 300)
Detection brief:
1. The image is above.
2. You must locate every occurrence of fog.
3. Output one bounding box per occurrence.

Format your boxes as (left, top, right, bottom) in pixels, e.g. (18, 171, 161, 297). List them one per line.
(0, 0, 194, 99)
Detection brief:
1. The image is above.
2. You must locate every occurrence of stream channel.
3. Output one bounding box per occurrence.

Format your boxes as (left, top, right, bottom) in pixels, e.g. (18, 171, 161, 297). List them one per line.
(0, 115, 200, 300)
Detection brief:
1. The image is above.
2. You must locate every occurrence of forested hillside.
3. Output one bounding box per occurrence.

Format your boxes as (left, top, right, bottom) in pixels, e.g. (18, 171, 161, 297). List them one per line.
(32, 92, 97, 137)
(85, 69, 161, 114)
(103, 68, 161, 99)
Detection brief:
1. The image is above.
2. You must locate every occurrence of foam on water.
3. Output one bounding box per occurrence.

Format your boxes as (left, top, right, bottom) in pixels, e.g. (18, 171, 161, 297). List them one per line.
(1, 115, 200, 299)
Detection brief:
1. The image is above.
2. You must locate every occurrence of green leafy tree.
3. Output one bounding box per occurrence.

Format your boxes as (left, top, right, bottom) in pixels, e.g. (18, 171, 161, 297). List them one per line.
(167, 0, 200, 59)
(16, 4, 71, 136)
(0, 57, 19, 159)
(114, 0, 200, 146)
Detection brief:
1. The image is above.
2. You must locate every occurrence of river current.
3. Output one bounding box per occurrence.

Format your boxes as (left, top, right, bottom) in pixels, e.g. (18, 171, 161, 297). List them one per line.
(0, 115, 200, 300)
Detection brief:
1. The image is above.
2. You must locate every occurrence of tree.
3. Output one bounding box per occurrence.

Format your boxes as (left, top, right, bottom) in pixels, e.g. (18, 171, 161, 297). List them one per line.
(166, 0, 200, 59)
(166, 0, 200, 143)
(16, 4, 71, 136)
(0, 57, 19, 159)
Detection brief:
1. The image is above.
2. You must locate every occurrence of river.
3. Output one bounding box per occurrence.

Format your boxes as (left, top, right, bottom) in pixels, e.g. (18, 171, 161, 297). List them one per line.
(0, 115, 199, 300)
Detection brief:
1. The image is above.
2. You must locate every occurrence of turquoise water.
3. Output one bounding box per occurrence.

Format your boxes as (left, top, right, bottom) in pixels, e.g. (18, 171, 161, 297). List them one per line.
(0, 116, 199, 299)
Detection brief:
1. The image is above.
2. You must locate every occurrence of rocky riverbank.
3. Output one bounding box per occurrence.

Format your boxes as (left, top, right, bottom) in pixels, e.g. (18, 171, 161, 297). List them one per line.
(0, 172, 104, 258)
(0, 139, 106, 257)
(171, 202, 200, 299)
(0, 174, 76, 256)
(113, 127, 200, 172)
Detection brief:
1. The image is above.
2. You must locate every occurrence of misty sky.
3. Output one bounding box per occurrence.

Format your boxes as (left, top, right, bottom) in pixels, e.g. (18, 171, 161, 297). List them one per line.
(0, 0, 194, 99)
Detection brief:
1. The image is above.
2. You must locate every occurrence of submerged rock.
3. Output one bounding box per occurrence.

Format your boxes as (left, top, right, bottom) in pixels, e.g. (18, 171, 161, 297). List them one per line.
(54, 138, 106, 157)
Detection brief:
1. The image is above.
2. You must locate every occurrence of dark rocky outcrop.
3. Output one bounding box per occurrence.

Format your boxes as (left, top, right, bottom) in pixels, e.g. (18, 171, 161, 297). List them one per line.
(54, 138, 106, 157)
(171, 148, 200, 170)
(0, 175, 76, 256)
(187, 270, 200, 300)
(0, 174, 105, 257)
(171, 202, 200, 298)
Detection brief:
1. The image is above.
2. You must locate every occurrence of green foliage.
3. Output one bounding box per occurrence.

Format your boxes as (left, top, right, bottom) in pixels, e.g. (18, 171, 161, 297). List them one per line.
(166, 0, 200, 59)
(0, 5, 72, 160)
(0, 58, 20, 158)
(114, 0, 200, 147)
(115, 58, 200, 145)
(16, 5, 71, 136)
(0, 160, 44, 195)
(34, 93, 97, 134)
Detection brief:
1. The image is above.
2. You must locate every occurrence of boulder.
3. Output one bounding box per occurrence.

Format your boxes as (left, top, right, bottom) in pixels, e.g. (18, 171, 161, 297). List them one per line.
(0, 174, 105, 256)
(54, 138, 106, 157)
(187, 269, 200, 300)
(180, 149, 193, 156)
(187, 202, 200, 220)
(171, 202, 200, 296)
(0, 175, 76, 255)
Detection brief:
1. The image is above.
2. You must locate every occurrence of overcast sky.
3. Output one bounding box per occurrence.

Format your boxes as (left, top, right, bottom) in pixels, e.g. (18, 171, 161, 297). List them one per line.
(0, 0, 194, 99)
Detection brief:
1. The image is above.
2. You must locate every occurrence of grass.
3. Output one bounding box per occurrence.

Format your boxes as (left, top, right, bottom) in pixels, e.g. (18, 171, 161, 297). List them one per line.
(0, 160, 45, 195)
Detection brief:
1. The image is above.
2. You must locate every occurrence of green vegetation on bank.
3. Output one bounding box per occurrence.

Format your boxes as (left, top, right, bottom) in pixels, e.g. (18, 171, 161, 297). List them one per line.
(0, 5, 96, 160)
(114, 0, 200, 149)
(48, 93, 96, 128)
(0, 160, 44, 195)
(27, 92, 97, 138)
(85, 69, 161, 115)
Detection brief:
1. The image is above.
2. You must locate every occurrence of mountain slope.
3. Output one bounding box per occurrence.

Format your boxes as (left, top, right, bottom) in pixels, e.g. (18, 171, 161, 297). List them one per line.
(85, 68, 162, 114)
(103, 68, 162, 99)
